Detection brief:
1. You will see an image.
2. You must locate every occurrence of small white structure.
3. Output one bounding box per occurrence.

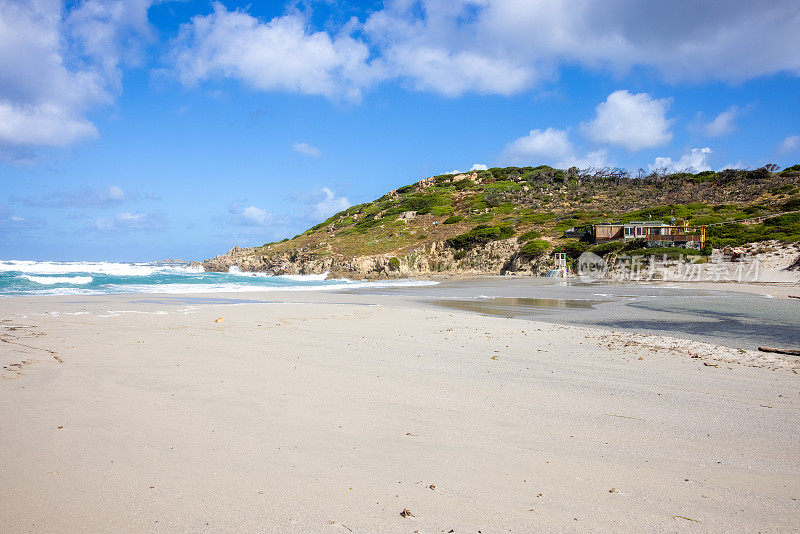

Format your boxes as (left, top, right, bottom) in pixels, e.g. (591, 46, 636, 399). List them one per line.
(548, 252, 568, 277)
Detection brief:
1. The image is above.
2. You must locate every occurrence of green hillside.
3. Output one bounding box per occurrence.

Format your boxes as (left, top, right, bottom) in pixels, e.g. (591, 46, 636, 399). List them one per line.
(255, 164, 800, 263)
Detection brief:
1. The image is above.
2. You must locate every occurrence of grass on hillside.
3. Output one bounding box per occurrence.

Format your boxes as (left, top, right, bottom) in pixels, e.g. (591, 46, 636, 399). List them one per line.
(253, 164, 800, 261)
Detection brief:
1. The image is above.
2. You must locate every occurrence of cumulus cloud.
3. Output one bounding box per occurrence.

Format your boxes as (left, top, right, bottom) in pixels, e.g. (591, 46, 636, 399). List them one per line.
(503, 128, 573, 164)
(502, 128, 610, 169)
(705, 107, 738, 137)
(567, 149, 611, 170)
(292, 142, 322, 158)
(778, 135, 800, 154)
(375, 43, 534, 97)
(362, 0, 800, 95)
(444, 163, 489, 174)
(0, 0, 156, 156)
(171, 3, 383, 102)
(4, 0, 798, 158)
(648, 147, 712, 174)
(89, 210, 167, 232)
(507, 128, 573, 162)
(15, 185, 149, 208)
(240, 206, 270, 226)
(166, 2, 800, 100)
(310, 187, 350, 220)
(224, 204, 278, 227)
(581, 90, 673, 151)
(0, 103, 98, 149)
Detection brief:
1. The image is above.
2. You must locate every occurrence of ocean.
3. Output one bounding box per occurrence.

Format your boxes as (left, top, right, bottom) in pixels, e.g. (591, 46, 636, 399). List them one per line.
(0, 260, 436, 296)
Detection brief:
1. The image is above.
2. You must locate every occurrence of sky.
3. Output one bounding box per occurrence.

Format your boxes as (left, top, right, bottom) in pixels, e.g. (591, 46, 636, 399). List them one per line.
(1, 0, 799, 261)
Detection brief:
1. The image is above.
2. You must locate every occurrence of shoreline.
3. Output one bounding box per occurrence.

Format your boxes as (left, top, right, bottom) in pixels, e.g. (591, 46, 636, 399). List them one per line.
(2, 274, 799, 351)
(408, 273, 800, 298)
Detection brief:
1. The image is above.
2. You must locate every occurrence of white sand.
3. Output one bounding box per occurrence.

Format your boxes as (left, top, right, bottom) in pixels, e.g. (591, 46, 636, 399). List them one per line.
(1, 291, 798, 532)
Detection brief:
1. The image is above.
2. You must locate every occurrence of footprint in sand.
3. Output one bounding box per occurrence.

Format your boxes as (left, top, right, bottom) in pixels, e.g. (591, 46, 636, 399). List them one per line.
(1, 325, 64, 376)
(1, 358, 39, 380)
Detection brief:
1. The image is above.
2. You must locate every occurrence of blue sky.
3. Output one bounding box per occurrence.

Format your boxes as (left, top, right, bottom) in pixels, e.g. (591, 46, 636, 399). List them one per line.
(1, 0, 799, 261)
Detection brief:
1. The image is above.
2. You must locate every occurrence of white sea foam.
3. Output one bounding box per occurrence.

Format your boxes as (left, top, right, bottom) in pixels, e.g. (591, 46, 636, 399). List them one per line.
(23, 275, 93, 285)
(1, 259, 437, 296)
(8, 287, 107, 296)
(98, 279, 438, 295)
(5, 279, 437, 296)
(1, 260, 199, 276)
(277, 272, 330, 282)
(226, 267, 331, 282)
(226, 266, 272, 277)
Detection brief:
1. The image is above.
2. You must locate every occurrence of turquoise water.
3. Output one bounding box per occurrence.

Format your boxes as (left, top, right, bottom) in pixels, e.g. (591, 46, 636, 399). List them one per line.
(0, 260, 435, 296)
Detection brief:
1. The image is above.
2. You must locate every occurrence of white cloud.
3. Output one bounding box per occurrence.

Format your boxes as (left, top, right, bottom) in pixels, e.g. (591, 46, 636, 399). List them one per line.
(90, 210, 166, 232)
(581, 90, 673, 151)
(66, 0, 156, 88)
(172, 3, 382, 102)
(163, 2, 800, 100)
(0, 102, 98, 148)
(362, 0, 800, 96)
(502, 127, 610, 169)
(705, 107, 738, 137)
(648, 147, 712, 173)
(0, 0, 155, 155)
(241, 206, 271, 226)
(292, 142, 322, 158)
(377, 43, 534, 97)
(567, 149, 610, 170)
(363, 2, 539, 97)
(503, 128, 574, 164)
(224, 204, 276, 227)
(106, 185, 125, 200)
(444, 163, 489, 174)
(778, 135, 800, 154)
(310, 187, 350, 220)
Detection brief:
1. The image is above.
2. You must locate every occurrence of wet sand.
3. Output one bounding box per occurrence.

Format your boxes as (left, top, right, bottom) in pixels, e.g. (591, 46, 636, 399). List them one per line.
(1, 288, 799, 532)
(351, 277, 800, 350)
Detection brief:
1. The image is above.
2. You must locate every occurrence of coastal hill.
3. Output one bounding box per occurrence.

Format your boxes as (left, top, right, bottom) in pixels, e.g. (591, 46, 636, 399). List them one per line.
(204, 164, 800, 277)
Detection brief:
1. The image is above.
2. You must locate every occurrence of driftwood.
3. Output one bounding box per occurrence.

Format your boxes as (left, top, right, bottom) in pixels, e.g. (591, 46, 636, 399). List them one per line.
(788, 295, 800, 299)
(758, 346, 800, 356)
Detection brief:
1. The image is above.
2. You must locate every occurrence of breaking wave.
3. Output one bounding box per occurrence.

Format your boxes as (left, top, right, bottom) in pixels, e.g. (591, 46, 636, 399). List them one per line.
(0, 260, 436, 296)
(22, 275, 93, 285)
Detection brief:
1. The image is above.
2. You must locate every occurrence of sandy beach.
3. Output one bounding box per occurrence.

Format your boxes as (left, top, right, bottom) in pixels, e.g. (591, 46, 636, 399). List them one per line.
(1, 286, 798, 533)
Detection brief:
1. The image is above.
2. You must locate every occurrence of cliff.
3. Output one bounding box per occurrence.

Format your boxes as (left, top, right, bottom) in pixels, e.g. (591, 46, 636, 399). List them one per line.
(203, 238, 546, 279)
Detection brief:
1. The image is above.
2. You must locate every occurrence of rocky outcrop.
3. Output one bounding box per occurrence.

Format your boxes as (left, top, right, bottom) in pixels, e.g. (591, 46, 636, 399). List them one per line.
(203, 239, 551, 279)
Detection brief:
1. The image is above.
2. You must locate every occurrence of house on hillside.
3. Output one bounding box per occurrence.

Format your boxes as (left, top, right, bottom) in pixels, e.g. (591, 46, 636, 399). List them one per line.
(592, 221, 705, 248)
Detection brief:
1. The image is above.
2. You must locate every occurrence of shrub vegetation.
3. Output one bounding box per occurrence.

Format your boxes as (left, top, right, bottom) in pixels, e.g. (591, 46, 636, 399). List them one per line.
(447, 225, 514, 250)
(519, 240, 549, 259)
